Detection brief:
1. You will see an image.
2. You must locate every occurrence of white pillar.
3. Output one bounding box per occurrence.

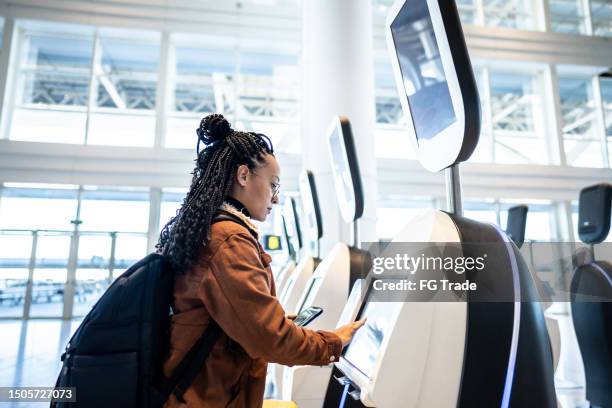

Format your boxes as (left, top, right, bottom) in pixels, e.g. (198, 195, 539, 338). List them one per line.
(301, 0, 378, 254)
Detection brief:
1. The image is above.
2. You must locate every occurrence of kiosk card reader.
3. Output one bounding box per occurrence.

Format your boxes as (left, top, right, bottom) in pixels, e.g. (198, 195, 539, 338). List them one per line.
(326, 0, 557, 406)
(281, 117, 371, 408)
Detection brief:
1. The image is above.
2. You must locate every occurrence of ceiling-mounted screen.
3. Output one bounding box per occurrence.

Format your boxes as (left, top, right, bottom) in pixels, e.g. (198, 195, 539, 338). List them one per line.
(327, 116, 364, 223)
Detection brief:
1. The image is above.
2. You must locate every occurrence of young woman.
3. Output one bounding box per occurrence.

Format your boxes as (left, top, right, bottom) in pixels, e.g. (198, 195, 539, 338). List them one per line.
(157, 114, 365, 407)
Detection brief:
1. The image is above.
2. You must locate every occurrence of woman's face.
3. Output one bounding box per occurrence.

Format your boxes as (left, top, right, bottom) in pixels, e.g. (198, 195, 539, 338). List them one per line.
(232, 154, 280, 221)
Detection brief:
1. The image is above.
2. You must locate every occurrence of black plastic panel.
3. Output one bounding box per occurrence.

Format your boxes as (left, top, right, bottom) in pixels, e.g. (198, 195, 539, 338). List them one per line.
(578, 183, 612, 244)
(506, 205, 528, 248)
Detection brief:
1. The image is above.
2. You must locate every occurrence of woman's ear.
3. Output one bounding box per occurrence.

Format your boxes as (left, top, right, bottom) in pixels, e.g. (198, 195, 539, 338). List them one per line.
(235, 164, 249, 187)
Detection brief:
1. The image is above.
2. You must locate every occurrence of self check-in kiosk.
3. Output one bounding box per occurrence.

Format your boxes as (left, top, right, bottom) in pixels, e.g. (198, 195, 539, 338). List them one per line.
(327, 0, 557, 407)
(278, 171, 323, 314)
(281, 116, 371, 408)
(270, 171, 324, 400)
(275, 197, 304, 295)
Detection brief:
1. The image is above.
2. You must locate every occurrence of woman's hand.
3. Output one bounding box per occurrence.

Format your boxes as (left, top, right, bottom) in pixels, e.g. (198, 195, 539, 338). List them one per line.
(332, 319, 367, 347)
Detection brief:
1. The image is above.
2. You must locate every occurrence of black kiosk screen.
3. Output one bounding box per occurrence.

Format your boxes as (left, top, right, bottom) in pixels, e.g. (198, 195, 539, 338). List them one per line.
(329, 125, 355, 214)
(391, 0, 456, 141)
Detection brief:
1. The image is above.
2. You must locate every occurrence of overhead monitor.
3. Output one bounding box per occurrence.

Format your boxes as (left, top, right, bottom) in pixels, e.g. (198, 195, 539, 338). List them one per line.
(506, 205, 528, 248)
(386, 0, 480, 172)
(299, 170, 323, 242)
(326, 116, 364, 223)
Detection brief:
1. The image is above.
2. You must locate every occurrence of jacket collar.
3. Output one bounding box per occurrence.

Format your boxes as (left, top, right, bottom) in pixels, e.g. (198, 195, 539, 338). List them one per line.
(219, 202, 259, 237)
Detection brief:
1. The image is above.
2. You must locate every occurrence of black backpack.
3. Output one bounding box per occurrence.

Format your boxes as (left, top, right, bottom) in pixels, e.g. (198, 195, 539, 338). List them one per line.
(51, 213, 250, 408)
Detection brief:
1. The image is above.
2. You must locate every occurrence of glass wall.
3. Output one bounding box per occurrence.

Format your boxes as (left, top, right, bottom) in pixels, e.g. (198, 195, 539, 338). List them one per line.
(549, 0, 589, 34)
(87, 28, 160, 147)
(10, 22, 94, 144)
(7, 20, 301, 154)
(558, 71, 603, 167)
(601, 76, 612, 167)
(0, 184, 150, 319)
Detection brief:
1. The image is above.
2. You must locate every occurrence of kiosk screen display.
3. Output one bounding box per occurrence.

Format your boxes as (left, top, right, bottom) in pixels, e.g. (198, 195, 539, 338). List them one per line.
(329, 124, 356, 220)
(391, 0, 456, 141)
(343, 290, 401, 378)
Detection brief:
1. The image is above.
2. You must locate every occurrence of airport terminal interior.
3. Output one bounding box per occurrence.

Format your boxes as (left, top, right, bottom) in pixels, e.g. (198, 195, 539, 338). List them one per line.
(0, 0, 611, 407)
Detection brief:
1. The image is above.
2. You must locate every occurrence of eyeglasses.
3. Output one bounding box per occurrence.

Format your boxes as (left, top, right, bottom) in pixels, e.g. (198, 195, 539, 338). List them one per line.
(252, 172, 281, 198)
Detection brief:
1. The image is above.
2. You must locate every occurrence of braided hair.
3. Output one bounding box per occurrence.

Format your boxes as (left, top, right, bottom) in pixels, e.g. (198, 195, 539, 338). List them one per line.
(157, 113, 274, 272)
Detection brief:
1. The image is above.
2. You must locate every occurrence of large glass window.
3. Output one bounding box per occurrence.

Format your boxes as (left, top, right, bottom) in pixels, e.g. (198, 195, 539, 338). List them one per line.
(489, 71, 547, 164)
(79, 186, 149, 233)
(166, 35, 233, 149)
(373, 56, 415, 159)
(470, 68, 493, 163)
(9, 21, 159, 147)
(482, 0, 535, 30)
(159, 188, 187, 230)
(558, 73, 603, 167)
(29, 231, 70, 318)
(601, 76, 612, 167)
(0, 231, 32, 318)
(166, 34, 300, 153)
(549, 0, 589, 35)
(0, 183, 79, 230)
(457, 0, 478, 25)
(87, 28, 160, 147)
(10, 21, 94, 143)
(590, 0, 612, 37)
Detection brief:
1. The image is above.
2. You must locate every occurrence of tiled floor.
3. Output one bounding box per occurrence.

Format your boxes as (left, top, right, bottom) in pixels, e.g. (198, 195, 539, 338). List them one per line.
(1, 319, 81, 407)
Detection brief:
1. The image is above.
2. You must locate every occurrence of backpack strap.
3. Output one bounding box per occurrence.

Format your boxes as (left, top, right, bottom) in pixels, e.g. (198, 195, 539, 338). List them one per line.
(159, 211, 256, 403)
(159, 321, 222, 403)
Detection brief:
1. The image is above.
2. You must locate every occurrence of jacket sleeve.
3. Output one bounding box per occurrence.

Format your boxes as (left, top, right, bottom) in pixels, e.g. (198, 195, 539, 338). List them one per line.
(197, 232, 342, 366)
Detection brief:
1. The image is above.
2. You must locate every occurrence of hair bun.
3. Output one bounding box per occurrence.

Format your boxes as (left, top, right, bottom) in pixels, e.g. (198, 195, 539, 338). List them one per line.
(197, 114, 233, 145)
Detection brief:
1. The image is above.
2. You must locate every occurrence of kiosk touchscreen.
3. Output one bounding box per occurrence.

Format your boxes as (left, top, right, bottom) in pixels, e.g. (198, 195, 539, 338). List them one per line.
(386, 0, 479, 172)
(281, 117, 370, 408)
(323, 0, 557, 407)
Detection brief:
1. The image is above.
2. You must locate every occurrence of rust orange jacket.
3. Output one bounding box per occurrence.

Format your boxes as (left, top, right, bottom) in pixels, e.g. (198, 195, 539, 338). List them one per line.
(162, 213, 342, 408)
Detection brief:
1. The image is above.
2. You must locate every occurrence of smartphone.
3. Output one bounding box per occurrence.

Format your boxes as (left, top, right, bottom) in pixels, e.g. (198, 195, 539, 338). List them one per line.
(293, 306, 323, 327)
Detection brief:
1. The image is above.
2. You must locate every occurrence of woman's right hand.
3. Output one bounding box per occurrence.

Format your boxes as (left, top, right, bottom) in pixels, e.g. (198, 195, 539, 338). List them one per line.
(332, 319, 367, 347)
